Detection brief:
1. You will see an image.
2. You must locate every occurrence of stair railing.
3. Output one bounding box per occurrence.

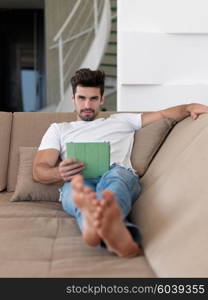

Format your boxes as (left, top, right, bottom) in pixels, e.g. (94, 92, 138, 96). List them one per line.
(50, 0, 110, 111)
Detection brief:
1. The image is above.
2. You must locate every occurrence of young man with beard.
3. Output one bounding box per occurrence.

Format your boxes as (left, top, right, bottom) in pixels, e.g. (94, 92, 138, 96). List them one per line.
(33, 68, 208, 258)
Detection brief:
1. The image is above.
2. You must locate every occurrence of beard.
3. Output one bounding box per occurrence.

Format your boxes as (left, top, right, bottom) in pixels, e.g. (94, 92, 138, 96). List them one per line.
(79, 109, 99, 121)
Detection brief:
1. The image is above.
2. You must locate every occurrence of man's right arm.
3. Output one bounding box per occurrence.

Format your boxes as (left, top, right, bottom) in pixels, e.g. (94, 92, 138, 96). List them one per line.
(32, 149, 85, 184)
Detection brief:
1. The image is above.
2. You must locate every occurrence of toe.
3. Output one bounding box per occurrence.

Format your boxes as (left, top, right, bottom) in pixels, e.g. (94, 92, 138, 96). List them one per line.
(94, 219, 101, 228)
(102, 190, 115, 207)
(94, 206, 103, 219)
(72, 175, 83, 188)
(84, 186, 92, 194)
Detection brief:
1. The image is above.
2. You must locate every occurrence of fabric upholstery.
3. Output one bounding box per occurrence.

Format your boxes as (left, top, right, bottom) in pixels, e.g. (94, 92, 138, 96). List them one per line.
(1, 111, 207, 277)
(7, 111, 174, 191)
(0, 193, 155, 278)
(131, 114, 208, 277)
(11, 147, 61, 202)
(131, 118, 176, 176)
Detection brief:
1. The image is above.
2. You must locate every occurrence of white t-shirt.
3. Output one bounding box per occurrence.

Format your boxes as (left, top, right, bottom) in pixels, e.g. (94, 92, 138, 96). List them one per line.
(38, 113, 142, 171)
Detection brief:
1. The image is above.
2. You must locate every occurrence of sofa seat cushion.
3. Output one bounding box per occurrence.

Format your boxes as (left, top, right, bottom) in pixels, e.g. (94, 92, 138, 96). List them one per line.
(0, 192, 66, 218)
(131, 114, 208, 277)
(0, 192, 155, 278)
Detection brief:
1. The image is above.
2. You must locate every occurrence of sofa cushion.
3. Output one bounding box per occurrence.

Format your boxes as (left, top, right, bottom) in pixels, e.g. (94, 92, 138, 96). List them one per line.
(0, 192, 66, 218)
(11, 147, 61, 202)
(0, 112, 12, 191)
(131, 118, 176, 176)
(131, 114, 208, 277)
(0, 192, 156, 278)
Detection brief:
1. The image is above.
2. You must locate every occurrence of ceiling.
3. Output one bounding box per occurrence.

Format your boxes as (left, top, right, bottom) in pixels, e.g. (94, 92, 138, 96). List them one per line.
(0, 0, 44, 9)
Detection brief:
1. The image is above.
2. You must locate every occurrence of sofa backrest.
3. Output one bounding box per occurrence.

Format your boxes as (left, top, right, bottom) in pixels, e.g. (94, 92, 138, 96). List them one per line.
(7, 111, 113, 192)
(0, 112, 12, 191)
(6, 111, 174, 192)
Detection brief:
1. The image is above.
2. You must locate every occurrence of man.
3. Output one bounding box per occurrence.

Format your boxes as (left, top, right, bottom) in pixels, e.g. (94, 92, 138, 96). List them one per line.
(33, 68, 208, 258)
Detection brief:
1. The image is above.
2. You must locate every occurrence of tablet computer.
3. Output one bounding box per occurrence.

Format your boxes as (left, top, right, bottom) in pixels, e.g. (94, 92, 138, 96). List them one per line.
(66, 142, 110, 178)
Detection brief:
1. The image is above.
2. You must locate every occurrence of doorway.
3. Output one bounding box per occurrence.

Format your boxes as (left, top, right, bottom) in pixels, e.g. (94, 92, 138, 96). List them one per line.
(0, 9, 45, 112)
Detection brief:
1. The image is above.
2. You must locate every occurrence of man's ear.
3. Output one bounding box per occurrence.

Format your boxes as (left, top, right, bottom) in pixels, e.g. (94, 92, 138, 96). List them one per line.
(71, 94, 75, 103)
(101, 96, 105, 105)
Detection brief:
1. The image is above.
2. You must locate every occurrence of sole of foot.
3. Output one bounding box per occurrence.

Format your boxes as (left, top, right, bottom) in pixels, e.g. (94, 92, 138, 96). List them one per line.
(94, 189, 142, 258)
(72, 175, 101, 247)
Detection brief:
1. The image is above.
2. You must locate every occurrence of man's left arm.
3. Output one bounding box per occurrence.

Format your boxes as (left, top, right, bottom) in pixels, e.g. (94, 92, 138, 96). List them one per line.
(141, 103, 208, 127)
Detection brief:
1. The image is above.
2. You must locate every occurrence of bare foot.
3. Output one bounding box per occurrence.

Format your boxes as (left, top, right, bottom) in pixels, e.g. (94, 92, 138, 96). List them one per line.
(71, 175, 101, 247)
(94, 190, 142, 258)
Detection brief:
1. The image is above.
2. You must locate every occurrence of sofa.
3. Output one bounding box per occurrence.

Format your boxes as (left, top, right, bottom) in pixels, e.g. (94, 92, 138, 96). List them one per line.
(0, 111, 207, 278)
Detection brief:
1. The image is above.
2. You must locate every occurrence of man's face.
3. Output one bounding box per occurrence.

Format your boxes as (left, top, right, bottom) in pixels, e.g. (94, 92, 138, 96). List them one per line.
(72, 85, 104, 121)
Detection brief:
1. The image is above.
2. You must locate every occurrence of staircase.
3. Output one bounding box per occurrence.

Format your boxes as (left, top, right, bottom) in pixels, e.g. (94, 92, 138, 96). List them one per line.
(99, 0, 117, 111)
(46, 0, 115, 112)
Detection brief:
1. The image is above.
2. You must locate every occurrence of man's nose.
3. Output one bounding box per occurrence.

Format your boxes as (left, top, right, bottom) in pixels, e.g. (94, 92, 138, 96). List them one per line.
(84, 99, 91, 108)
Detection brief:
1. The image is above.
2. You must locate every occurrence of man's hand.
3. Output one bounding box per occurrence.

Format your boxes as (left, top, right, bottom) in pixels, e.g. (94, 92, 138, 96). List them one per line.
(58, 158, 85, 182)
(186, 103, 208, 120)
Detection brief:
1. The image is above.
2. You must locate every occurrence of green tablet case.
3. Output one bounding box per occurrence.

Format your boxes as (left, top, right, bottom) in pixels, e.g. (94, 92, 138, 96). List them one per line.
(66, 142, 110, 178)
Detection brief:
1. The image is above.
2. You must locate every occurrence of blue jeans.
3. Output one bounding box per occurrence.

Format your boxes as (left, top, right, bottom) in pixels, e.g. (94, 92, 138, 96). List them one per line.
(60, 164, 142, 246)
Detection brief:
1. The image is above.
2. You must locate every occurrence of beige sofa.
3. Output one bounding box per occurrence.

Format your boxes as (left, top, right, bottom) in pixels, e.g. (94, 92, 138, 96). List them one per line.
(0, 111, 207, 278)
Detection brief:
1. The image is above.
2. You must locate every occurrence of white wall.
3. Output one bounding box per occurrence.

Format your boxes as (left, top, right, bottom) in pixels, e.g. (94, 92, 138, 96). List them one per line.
(118, 0, 208, 111)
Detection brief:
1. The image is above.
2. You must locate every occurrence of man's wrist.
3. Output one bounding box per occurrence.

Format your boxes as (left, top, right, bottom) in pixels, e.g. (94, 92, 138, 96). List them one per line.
(55, 166, 62, 182)
(185, 103, 196, 118)
(160, 109, 166, 119)
(182, 104, 190, 116)
(161, 104, 190, 122)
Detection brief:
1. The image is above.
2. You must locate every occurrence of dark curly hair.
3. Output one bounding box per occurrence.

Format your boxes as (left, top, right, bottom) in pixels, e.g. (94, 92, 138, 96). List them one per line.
(71, 68, 105, 96)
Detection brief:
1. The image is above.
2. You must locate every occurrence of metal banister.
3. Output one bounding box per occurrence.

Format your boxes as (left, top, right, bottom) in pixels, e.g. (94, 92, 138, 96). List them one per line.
(53, 0, 82, 42)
